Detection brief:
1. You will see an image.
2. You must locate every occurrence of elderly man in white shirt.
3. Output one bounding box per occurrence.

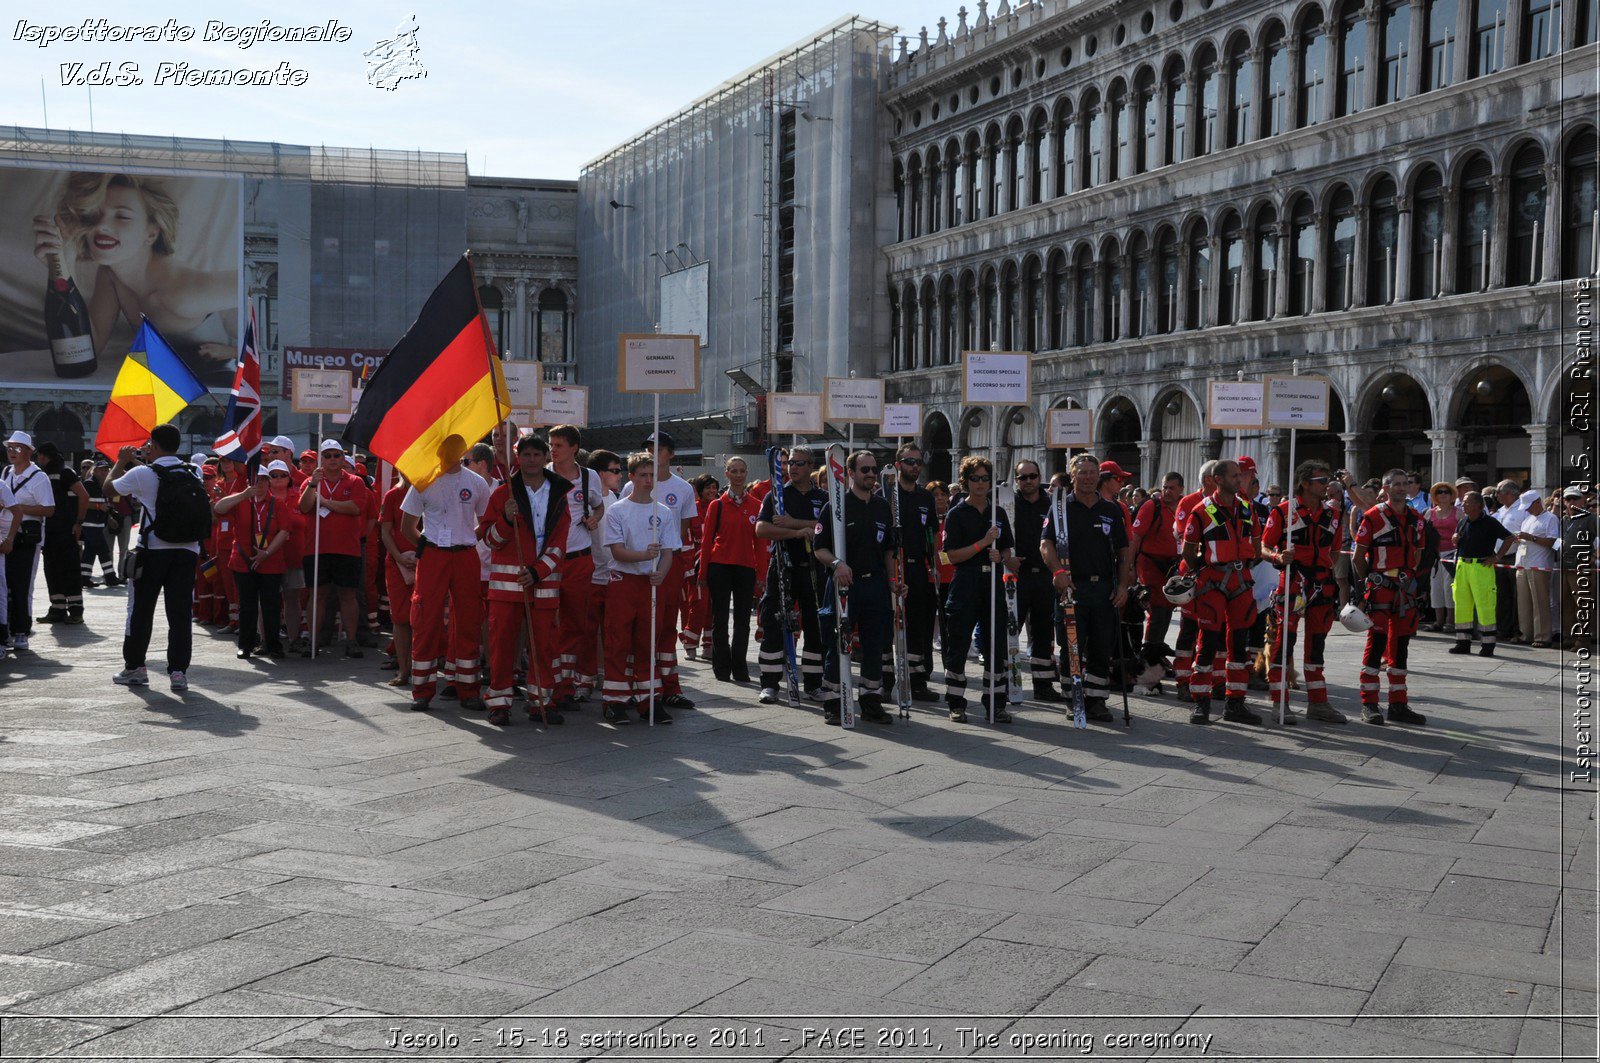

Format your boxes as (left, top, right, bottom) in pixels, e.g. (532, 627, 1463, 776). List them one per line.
(1490, 480, 1527, 641)
(1513, 490, 1560, 647)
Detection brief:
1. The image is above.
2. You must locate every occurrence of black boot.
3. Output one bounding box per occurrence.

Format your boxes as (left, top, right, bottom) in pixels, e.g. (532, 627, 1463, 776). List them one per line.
(1033, 681, 1064, 703)
(1223, 698, 1263, 726)
(1189, 698, 1213, 725)
(1447, 641, 1472, 655)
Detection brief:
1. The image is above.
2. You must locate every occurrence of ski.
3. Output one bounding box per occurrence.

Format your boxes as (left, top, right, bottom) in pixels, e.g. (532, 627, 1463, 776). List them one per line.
(827, 443, 856, 729)
(887, 479, 913, 720)
(1003, 572, 1025, 705)
(766, 446, 802, 707)
(1052, 487, 1087, 728)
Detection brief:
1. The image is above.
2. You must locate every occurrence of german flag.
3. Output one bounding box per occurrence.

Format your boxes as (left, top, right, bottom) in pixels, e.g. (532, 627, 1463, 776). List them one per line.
(343, 255, 510, 490)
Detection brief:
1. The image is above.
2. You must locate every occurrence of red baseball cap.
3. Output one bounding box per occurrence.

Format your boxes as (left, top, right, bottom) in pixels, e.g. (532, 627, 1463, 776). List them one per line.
(300, 450, 316, 462)
(1236, 456, 1258, 475)
(1099, 460, 1132, 480)
(201, 465, 218, 478)
(356, 462, 368, 477)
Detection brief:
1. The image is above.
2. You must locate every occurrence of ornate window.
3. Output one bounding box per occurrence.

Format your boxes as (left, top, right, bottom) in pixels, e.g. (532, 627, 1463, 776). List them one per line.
(1165, 61, 1189, 163)
(1381, 0, 1410, 104)
(1470, 0, 1508, 77)
(1226, 38, 1254, 147)
(1507, 144, 1548, 285)
(1522, 0, 1561, 61)
(1186, 221, 1210, 329)
(1411, 167, 1446, 297)
(1263, 23, 1289, 137)
(1457, 155, 1495, 291)
(1298, 9, 1329, 127)
(1194, 45, 1219, 155)
(1564, 130, 1598, 279)
(1289, 195, 1317, 314)
(1336, 1, 1368, 117)
(1136, 70, 1159, 173)
(1218, 211, 1245, 324)
(1425, 0, 1458, 90)
(1368, 177, 1400, 304)
(1252, 207, 1279, 319)
(1157, 227, 1181, 332)
(1327, 186, 1357, 310)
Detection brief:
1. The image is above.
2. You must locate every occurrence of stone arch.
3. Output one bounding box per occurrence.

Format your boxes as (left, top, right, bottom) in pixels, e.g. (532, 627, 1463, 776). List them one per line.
(1099, 395, 1143, 481)
(1358, 371, 1432, 481)
(1151, 384, 1207, 481)
(32, 406, 85, 456)
(1450, 361, 1535, 487)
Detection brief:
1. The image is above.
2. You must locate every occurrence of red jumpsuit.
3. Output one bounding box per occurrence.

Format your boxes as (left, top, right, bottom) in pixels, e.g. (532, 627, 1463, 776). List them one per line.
(1130, 496, 1181, 669)
(552, 468, 601, 702)
(1181, 492, 1260, 707)
(680, 497, 712, 657)
(1262, 495, 1343, 710)
(480, 477, 570, 716)
(1354, 503, 1426, 710)
(1169, 488, 1210, 693)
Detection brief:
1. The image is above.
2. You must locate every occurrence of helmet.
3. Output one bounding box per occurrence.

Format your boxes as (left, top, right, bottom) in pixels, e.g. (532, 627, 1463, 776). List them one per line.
(1162, 574, 1197, 605)
(1338, 603, 1373, 633)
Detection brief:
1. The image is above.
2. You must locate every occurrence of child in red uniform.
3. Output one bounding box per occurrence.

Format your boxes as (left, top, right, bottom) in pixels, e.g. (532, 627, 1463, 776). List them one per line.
(214, 461, 293, 659)
(602, 452, 681, 724)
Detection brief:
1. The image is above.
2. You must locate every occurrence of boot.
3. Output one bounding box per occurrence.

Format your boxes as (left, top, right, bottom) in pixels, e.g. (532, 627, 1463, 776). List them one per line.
(1447, 641, 1472, 655)
(1033, 681, 1064, 703)
(1387, 704, 1427, 726)
(1477, 644, 1495, 657)
(1223, 698, 1263, 726)
(1189, 698, 1213, 725)
(1306, 702, 1348, 724)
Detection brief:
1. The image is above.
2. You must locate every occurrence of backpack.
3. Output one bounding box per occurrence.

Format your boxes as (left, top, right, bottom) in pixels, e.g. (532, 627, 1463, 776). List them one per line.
(147, 463, 213, 544)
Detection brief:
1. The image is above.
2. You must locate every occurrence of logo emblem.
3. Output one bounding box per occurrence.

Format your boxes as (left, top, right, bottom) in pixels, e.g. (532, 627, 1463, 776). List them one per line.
(459, 488, 472, 502)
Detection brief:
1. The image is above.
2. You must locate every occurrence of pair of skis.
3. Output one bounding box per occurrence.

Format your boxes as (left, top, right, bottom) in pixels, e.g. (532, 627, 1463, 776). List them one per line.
(1051, 486, 1088, 728)
(885, 475, 913, 720)
(825, 444, 856, 729)
(765, 447, 803, 708)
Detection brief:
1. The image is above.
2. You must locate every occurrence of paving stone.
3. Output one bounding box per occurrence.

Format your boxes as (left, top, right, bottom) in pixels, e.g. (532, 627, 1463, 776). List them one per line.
(916, 880, 1159, 926)
(1423, 873, 1562, 927)
(1173, 1015, 1497, 1060)
(455, 915, 686, 989)
(405, 850, 598, 899)
(993, 834, 1134, 874)
(235, 911, 506, 969)
(237, 877, 480, 925)
(1058, 858, 1208, 904)
(249, 955, 544, 1014)
(1355, 963, 1532, 1053)
(1069, 954, 1370, 1014)
(423, 878, 643, 941)
(0, 1015, 110, 1057)
(821, 900, 1007, 963)
(1324, 846, 1456, 890)
(0, 908, 114, 953)
(56, 988, 334, 1059)
(643, 930, 924, 994)
(1234, 923, 1403, 990)
(885, 937, 1093, 1013)
(1238, 822, 1365, 862)
(0, 952, 112, 1007)
(15, 940, 315, 1016)
(36, 902, 291, 968)
(985, 912, 1252, 971)
(1392, 937, 1598, 993)
(1282, 898, 1550, 952)
(43, 867, 286, 922)
(1140, 886, 1300, 943)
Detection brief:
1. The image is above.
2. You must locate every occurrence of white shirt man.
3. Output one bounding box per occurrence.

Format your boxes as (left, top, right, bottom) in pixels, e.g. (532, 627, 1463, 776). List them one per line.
(1518, 505, 1560, 571)
(399, 466, 491, 547)
(604, 494, 683, 573)
(111, 457, 204, 554)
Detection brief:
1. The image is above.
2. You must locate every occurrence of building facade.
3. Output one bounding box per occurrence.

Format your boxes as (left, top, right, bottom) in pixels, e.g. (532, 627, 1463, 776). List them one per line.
(0, 128, 576, 459)
(883, 0, 1597, 488)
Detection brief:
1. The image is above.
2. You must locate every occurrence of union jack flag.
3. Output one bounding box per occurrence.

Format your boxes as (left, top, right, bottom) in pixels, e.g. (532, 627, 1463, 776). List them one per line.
(214, 305, 262, 466)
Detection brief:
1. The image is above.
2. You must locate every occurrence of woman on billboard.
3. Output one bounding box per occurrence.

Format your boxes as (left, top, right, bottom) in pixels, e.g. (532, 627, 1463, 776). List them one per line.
(31, 172, 236, 386)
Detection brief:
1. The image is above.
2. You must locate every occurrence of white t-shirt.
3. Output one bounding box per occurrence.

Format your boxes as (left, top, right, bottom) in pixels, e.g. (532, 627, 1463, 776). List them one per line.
(400, 467, 490, 548)
(554, 465, 604, 553)
(110, 457, 201, 553)
(590, 488, 621, 584)
(604, 495, 682, 576)
(623, 470, 698, 552)
(3, 461, 55, 533)
(0, 479, 14, 544)
(1517, 510, 1560, 570)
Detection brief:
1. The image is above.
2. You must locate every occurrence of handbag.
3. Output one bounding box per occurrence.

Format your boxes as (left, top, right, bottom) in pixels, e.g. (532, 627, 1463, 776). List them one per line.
(118, 544, 144, 582)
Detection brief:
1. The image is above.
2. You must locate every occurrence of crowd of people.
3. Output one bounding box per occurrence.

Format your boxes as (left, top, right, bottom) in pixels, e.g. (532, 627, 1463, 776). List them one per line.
(0, 421, 1591, 735)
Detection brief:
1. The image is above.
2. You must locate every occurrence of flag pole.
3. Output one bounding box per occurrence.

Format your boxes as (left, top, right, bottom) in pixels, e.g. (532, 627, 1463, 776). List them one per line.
(649, 322, 662, 727)
(1277, 358, 1300, 727)
(309, 413, 322, 658)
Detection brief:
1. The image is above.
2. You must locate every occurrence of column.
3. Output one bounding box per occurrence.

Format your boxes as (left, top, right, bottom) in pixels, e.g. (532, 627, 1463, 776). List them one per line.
(1322, 22, 1340, 123)
(1154, 85, 1170, 167)
(1406, 0, 1427, 97)
(1351, 203, 1371, 308)
(1394, 197, 1413, 302)
(1526, 423, 1556, 487)
(1337, 431, 1366, 481)
(1286, 32, 1305, 129)
(1247, 46, 1267, 142)
(1541, 162, 1561, 284)
(1311, 211, 1329, 313)
(929, 300, 943, 367)
(1426, 428, 1462, 483)
(1138, 438, 1160, 483)
(1241, 225, 1258, 321)
(1261, 430, 1286, 491)
(1363, 3, 1383, 110)
(923, 165, 937, 235)
(1175, 240, 1193, 330)
(1117, 255, 1133, 338)
(1490, 175, 1509, 289)
(513, 278, 529, 360)
(1016, 135, 1032, 209)
(1504, 0, 1526, 66)
(898, 156, 911, 239)
(1183, 73, 1202, 162)
(1276, 228, 1293, 317)
(1439, 186, 1459, 294)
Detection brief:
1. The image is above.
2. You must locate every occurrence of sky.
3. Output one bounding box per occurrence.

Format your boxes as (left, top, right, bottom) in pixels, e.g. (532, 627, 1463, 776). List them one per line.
(1, 1, 944, 180)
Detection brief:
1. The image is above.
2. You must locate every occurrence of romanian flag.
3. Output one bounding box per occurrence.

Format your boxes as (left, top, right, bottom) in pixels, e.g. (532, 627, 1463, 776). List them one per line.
(343, 255, 510, 490)
(94, 319, 208, 458)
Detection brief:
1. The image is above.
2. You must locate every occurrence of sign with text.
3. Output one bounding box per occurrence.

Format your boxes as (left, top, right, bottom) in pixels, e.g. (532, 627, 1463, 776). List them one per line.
(825, 377, 885, 424)
(282, 347, 385, 401)
(1265, 376, 1331, 429)
(617, 333, 700, 394)
(962, 350, 1032, 406)
(290, 368, 353, 415)
(768, 392, 824, 436)
(1046, 408, 1095, 448)
(1207, 380, 1266, 430)
(332, 385, 362, 427)
(879, 402, 922, 437)
(524, 384, 591, 428)
(501, 361, 541, 412)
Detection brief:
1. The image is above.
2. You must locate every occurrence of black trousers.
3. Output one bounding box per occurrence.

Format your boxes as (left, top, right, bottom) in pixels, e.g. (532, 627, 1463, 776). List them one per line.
(42, 526, 83, 618)
(1062, 579, 1118, 703)
(1015, 566, 1058, 686)
(1495, 567, 1518, 637)
(234, 569, 285, 654)
(942, 569, 1008, 707)
(882, 558, 936, 690)
(80, 525, 114, 582)
(821, 571, 891, 708)
(759, 553, 823, 692)
(5, 538, 40, 637)
(124, 548, 196, 674)
(706, 562, 756, 680)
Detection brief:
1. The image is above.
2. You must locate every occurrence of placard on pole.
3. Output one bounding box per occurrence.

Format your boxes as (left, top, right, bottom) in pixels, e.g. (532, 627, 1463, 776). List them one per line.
(1046, 408, 1094, 449)
(617, 334, 701, 394)
(879, 403, 922, 439)
(290, 369, 353, 415)
(768, 392, 824, 437)
(825, 376, 886, 426)
(522, 384, 591, 429)
(1206, 379, 1266, 431)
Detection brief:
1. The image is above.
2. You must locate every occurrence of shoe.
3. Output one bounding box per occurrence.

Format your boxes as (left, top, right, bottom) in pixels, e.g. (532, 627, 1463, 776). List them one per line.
(1478, 645, 1496, 658)
(411, 697, 433, 712)
(169, 671, 188, 692)
(661, 693, 696, 710)
(386, 675, 409, 687)
(824, 709, 842, 725)
(758, 687, 779, 704)
(1222, 700, 1262, 726)
(380, 658, 398, 671)
(714, 672, 732, 683)
(1362, 706, 1386, 725)
(1448, 642, 1472, 655)
(112, 666, 149, 687)
(684, 647, 698, 661)
(1279, 707, 1300, 726)
(223, 622, 239, 634)
(35, 612, 66, 624)
(12, 636, 28, 651)
(602, 703, 632, 725)
(992, 706, 1013, 724)
(911, 683, 939, 703)
(439, 685, 459, 700)
(1189, 703, 1213, 725)
(235, 648, 254, 660)
(1388, 705, 1428, 726)
(65, 613, 84, 624)
(1033, 684, 1064, 703)
(1307, 703, 1348, 724)
(862, 704, 893, 725)
(803, 687, 824, 703)
(640, 705, 673, 724)
(530, 708, 565, 725)
(1133, 682, 1163, 697)
(344, 641, 363, 659)
(267, 644, 286, 660)
(460, 697, 487, 711)
(1085, 699, 1114, 723)
(948, 706, 968, 723)
(487, 707, 511, 726)
(731, 671, 751, 684)
(1247, 674, 1270, 691)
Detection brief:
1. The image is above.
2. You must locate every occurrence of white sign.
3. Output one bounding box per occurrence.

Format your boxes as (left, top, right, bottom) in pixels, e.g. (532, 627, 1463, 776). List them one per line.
(1046, 408, 1094, 448)
(617, 333, 700, 394)
(963, 351, 1032, 406)
(1265, 376, 1331, 429)
(291, 369, 353, 415)
(768, 392, 824, 436)
(1207, 380, 1266, 430)
(525, 384, 590, 428)
(879, 402, 922, 437)
(825, 377, 885, 424)
(332, 385, 362, 427)
(501, 362, 541, 412)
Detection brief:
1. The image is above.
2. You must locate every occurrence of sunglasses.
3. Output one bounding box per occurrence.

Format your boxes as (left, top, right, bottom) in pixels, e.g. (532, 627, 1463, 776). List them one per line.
(968, 475, 992, 483)
(786, 459, 812, 467)
(857, 467, 879, 475)
(1017, 473, 1040, 481)
(269, 472, 289, 479)
(604, 466, 622, 475)
(898, 458, 923, 466)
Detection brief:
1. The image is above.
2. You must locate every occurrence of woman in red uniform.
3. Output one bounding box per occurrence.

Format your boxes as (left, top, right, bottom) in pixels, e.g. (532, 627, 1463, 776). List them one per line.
(700, 458, 763, 683)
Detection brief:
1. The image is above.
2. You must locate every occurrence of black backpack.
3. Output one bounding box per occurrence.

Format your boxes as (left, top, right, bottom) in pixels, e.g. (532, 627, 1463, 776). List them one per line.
(147, 463, 213, 544)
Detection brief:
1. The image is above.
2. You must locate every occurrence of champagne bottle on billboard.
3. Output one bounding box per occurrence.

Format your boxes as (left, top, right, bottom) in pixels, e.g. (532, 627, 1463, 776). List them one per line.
(45, 252, 96, 378)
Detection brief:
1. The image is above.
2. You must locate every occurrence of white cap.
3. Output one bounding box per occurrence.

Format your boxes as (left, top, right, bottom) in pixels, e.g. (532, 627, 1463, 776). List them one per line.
(318, 438, 345, 454)
(5, 430, 33, 449)
(1520, 489, 1542, 507)
(190, 452, 209, 466)
(265, 459, 292, 475)
(269, 435, 296, 452)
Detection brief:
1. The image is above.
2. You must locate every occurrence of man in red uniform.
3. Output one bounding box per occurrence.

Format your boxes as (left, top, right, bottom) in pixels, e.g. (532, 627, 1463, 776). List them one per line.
(1352, 468, 1429, 726)
(262, 436, 307, 489)
(214, 459, 246, 631)
(1169, 459, 1218, 700)
(480, 434, 571, 727)
(548, 425, 605, 706)
(1180, 458, 1262, 727)
(1128, 471, 1185, 693)
(298, 439, 371, 658)
(1262, 459, 1349, 725)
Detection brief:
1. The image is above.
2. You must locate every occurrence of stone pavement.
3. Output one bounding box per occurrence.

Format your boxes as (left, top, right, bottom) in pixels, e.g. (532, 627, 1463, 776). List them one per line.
(0, 585, 1594, 1061)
